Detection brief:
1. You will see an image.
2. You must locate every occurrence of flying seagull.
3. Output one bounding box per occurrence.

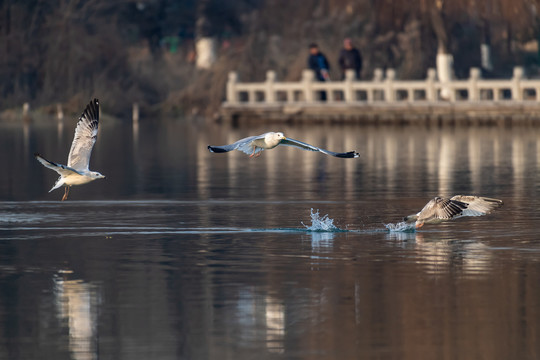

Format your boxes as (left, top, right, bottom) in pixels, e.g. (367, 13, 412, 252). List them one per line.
(208, 132, 359, 158)
(404, 195, 503, 229)
(35, 98, 105, 201)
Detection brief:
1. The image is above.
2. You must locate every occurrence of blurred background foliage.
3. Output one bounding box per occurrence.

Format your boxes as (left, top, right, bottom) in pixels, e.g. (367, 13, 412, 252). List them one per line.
(1, 0, 540, 117)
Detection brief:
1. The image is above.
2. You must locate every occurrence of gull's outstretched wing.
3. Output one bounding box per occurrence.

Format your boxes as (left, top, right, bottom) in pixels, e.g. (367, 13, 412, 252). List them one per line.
(208, 134, 265, 155)
(450, 195, 503, 216)
(35, 153, 80, 176)
(279, 138, 359, 158)
(67, 98, 99, 171)
(417, 197, 468, 223)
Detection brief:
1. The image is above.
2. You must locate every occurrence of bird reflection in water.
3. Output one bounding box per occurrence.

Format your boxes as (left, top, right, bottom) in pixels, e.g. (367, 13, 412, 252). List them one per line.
(386, 231, 494, 277)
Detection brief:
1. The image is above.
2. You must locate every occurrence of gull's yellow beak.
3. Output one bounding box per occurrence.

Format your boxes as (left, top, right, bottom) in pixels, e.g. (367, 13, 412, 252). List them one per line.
(282, 136, 287, 140)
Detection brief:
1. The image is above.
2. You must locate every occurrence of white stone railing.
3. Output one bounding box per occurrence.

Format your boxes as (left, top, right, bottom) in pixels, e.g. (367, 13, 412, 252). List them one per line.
(224, 67, 540, 105)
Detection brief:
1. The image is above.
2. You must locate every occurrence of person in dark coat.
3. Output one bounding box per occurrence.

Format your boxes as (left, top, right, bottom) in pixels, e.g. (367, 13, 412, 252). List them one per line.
(308, 43, 330, 82)
(307, 43, 330, 101)
(338, 38, 362, 80)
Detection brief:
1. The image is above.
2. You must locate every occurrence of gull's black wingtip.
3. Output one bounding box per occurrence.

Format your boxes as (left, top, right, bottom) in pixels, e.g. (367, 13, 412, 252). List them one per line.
(336, 151, 360, 159)
(208, 145, 228, 153)
(80, 98, 100, 122)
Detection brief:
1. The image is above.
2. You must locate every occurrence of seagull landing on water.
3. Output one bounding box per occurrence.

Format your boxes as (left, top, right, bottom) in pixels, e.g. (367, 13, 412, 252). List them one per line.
(207, 131, 360, 158)
(35, 98, 105, 201)
(403, 195, 503, 229)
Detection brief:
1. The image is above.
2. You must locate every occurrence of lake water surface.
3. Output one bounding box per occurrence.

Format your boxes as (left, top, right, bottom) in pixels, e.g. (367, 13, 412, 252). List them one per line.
(1, 118, 540, 359)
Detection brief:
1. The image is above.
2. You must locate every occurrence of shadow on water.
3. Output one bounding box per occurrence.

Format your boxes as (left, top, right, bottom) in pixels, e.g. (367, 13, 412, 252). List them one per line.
(1, 119, 540, 358)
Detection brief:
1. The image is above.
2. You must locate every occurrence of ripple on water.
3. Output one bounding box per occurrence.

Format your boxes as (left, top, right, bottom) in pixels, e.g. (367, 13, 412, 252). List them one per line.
(0, 213, 53, 224)
(384, 221, 416, 233)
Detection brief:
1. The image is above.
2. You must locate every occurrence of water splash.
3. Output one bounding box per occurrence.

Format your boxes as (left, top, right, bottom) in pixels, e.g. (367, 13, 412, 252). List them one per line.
(384, 221, 416, 232)
(302, 209, 340, 231)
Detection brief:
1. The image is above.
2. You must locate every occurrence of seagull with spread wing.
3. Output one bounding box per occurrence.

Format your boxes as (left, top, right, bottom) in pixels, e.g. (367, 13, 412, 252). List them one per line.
(404, 195, 503, 229)
(35, 98, 105, 201)
(208, 132, 359, 158)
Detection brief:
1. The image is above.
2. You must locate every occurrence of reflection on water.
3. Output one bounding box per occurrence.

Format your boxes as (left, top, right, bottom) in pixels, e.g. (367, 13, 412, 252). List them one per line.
(3, 119, 540, 204)
(1, 119, 540, 359)
(309, 231, 335, 252)
(54, 273, 100, 360)
(235, 289, 285, 354)
(384, 226, 500, 277)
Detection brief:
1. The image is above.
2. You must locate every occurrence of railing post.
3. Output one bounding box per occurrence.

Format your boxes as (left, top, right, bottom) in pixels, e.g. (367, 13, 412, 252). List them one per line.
(426, 68, 436, 101)
(344, 69, 355, 102)
(226, 71, 238, 104)
(265, 70, 276, 103)
(512, 66, 524, 101)
(469, 67, 480, 101)
(373, 68, 383, 82)
(22, 102, 30, 116)
(385, 68, 396, 102)
(494, 87, 501, 101)
(132, 103, 139, 124)
(302, 69, 315, 103)
(56, 103, 64, 120)
(448, 85, 456, 102)
(248, 90, 256, 104)
(369, 68, 383, 102)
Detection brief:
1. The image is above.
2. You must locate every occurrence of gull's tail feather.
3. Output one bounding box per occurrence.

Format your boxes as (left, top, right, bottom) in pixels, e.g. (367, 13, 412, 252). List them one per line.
(49, 177, 65, 193)
(35, 154, 65, 193)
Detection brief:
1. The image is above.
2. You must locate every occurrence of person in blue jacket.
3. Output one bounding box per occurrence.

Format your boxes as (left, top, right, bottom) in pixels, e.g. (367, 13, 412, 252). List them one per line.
(307, 43, 330, 100)
(308, 43, 330, 81)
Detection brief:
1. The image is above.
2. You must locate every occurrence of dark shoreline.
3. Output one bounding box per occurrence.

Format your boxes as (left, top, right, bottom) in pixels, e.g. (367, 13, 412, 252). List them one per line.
(221, 101, 540, 126)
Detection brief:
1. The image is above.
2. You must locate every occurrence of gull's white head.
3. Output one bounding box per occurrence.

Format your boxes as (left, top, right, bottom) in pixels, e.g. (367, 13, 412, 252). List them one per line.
(90, 171, 106, 179)
(264, 132, 287, 148)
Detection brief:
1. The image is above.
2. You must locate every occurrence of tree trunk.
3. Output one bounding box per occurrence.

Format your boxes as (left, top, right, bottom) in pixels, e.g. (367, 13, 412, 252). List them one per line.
(436, 53, 453, 99)
(430, 0, 448, 54)
(429, 0, 453, 99)
(196, 37, 217, 69)
(481, 19, 493, 72)
(196, 0, 216, 69)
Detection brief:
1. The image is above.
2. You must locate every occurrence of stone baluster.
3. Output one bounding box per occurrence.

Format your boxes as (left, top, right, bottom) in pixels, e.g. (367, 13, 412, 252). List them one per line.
(426, 68, 437, 101)
(512, 66, 524, 101)
(385, 68, 396, 102)
(344, 69, 355, 102)
(302, 69, 315, 103)
(265, 70, 276, 103)
(226, 72, 238, 104)
(469, 68, 480, 101)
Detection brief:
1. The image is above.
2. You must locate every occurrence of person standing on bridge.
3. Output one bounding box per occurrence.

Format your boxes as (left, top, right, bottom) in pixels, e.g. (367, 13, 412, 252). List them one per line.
(308, 43, 330, 81)
(307, 43, 330, 101)
(338, 38, 362, 80)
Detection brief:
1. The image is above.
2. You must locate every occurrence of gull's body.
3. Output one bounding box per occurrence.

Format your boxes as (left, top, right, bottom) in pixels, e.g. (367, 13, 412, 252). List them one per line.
(35, 99, 105, 200)
(208, 132, 359, 158)
(404, 195, 503, 228)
